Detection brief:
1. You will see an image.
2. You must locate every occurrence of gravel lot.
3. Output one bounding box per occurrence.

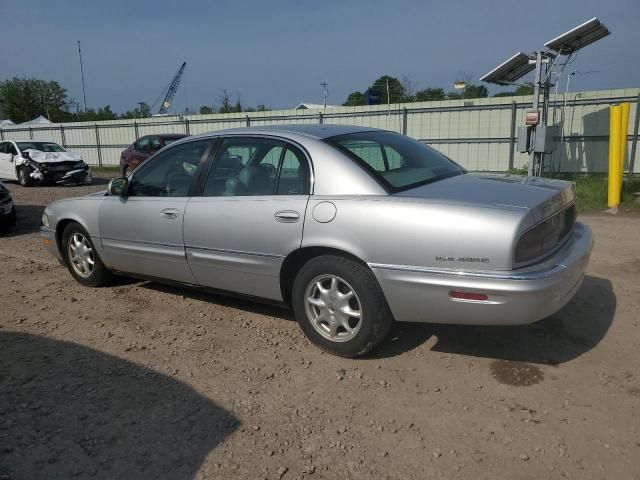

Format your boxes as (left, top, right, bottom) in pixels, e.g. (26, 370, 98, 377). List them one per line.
(1, 176, 639, 480)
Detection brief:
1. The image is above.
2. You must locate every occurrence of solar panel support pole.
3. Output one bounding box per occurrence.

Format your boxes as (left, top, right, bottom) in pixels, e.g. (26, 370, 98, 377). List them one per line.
(528, 52, 543, 176)
(509, 101, 517, 170)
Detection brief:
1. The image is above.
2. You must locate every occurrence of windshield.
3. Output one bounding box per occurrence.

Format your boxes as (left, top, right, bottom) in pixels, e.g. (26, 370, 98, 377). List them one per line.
(16, 142, 66, 153)
(325, 131, 464, 192)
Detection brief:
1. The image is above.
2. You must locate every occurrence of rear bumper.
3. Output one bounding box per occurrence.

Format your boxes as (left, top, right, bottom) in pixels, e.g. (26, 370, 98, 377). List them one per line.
(371, 222, 593, 325)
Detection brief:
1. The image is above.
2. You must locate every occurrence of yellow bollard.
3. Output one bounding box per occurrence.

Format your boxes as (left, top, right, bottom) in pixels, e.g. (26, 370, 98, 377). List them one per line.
(608, 105, 622, 208)
(619, 102, 630, 181)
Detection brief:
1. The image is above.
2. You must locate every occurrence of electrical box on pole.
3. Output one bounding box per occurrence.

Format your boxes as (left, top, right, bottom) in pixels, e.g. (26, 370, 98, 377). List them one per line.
(481, 17, 610, 177)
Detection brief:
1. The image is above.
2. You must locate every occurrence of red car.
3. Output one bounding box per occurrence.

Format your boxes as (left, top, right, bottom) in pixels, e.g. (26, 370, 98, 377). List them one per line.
(120, 134, 188, 175)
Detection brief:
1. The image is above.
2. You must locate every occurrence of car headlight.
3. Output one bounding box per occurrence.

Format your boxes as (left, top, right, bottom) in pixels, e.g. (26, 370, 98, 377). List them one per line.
(41, 212, 49, 228)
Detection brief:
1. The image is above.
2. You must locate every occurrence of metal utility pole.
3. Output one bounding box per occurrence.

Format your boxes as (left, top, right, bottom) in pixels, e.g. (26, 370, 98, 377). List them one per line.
(320, 82, 328, 110)
(77, 40, 87, 112)
(528, 52, 544, 176)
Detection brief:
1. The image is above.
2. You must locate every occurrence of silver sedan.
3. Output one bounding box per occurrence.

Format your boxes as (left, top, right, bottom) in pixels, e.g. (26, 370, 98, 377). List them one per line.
(41, 125, 592, 357)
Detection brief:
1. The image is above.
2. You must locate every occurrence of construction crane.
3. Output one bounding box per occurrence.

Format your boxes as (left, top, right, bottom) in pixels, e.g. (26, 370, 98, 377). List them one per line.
(158, 62, 186, 115)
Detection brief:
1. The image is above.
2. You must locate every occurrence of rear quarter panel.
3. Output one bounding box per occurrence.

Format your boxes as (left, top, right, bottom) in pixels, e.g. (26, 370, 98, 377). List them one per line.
(302, 196, 533, 272)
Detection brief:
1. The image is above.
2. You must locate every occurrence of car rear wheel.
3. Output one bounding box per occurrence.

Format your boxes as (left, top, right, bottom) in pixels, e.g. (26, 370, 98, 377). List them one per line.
(17, 167, 33, 187)
(62, 222, 112, 287)
(292, 255, 394, 357)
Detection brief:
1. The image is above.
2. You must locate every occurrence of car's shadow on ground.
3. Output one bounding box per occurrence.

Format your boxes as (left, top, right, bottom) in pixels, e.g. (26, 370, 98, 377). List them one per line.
(89, 177, 111, 186)
(0, 332, 238, 480)
(0, 204, 45, 237)
(369, 275, 615, 364)
(141, 282, 295, 321)
(140, 275, 614, 365)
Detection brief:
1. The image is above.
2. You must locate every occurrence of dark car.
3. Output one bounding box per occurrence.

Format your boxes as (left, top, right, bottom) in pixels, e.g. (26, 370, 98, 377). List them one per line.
(0, 180, 16, 228)
(120, 134, 188, 176)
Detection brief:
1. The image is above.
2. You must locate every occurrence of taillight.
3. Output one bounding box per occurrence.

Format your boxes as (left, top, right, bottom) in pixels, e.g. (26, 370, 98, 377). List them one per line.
(514, 205, 576, 265)
(514, 227, 543, 264)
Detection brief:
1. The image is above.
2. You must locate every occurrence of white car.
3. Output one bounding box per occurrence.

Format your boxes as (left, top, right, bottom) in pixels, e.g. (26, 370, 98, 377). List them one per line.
(0, 140, 91, 186)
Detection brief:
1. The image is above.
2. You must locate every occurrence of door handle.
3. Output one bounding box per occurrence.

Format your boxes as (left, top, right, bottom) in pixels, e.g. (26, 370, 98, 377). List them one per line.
(274, 210, 300, 223)
(161, 208, 180, 219)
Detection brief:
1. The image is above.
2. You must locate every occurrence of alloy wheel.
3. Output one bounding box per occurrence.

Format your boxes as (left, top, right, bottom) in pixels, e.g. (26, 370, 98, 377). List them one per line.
(67, 232, 95, 278)
(304, 274, 363, 342)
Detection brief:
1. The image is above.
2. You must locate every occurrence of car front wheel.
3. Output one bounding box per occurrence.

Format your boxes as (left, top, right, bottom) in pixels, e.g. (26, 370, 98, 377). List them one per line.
(17, 167, 33, 187)
(292, 255, 394, 357)
(62, 222, 112, 287)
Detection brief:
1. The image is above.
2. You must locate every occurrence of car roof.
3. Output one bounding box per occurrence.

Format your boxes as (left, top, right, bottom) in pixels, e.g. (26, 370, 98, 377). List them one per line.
(191, 124, 387, 141)
(156, 133, 188, 139)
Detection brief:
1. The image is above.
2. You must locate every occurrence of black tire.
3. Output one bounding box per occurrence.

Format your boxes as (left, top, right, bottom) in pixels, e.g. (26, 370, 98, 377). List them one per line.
(17, 167, 33, 187)
(292, 255, 394, 357)
(61, 222, 112, 287)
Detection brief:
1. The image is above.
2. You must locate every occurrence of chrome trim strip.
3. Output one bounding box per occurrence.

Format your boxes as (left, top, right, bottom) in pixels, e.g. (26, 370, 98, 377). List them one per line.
(101, 236, 182, 248)
(185, 245, 283, 259)
(369, 262, 567, 281)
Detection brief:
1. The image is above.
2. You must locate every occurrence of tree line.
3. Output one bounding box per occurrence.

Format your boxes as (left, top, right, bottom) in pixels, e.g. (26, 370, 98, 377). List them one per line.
(342, 74, 533, 106)
(0, 77, 270, 123)
(0, 75, 533, 124)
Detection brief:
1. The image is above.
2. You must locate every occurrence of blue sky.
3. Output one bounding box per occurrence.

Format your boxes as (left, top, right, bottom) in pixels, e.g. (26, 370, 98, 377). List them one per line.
(1, 0, 638, 114)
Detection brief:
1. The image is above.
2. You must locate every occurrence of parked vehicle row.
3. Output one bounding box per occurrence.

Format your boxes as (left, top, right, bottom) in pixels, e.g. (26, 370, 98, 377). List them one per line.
(40, 125, 593, 357)
(120, 134, 187, 176)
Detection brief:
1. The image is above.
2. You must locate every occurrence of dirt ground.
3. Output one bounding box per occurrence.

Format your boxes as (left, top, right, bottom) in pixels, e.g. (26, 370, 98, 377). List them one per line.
(0, 176, 639, 480)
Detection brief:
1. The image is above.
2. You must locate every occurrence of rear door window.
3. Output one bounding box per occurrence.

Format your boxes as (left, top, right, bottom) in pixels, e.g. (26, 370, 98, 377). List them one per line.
(203, 138, 310, 196)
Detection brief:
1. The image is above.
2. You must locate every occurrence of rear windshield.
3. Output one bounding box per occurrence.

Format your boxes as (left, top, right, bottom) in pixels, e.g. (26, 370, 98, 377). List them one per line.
(325, 131, 463, 192)
(163, 136, 186, 145)
(16, 142, 66, 152)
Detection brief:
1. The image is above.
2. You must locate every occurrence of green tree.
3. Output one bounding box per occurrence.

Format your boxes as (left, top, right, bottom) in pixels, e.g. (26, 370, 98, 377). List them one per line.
(233, 92, 242, 113)
(415, 88, 446, 102)
(493, 83, 534, 97)
(370, 75, 406, 104)
(218, 89, 233, 114)
(199, 105, 214, 114)
(120, 102, 151, 119)
(0, 77, 70, 122)
(256, 104, 270, 112)
(76, 105, 117, 121)
(342, 91, 366, 106)
(447, 84, 488, 99)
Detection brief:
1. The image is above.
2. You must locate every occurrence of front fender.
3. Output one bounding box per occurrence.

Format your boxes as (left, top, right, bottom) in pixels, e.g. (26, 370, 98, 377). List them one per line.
(45, 197, 106, 258)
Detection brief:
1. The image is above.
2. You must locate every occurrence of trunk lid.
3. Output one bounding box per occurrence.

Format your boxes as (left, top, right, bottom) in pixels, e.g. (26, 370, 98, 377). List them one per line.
(395, 173, 575, 222)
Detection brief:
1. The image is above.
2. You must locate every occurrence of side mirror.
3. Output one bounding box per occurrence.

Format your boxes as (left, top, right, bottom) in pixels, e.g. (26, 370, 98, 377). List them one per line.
(108, 177, 129, 197)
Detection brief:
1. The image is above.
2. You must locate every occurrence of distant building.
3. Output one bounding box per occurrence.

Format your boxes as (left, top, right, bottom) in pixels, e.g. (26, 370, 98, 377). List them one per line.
(295, 103, 339, 110)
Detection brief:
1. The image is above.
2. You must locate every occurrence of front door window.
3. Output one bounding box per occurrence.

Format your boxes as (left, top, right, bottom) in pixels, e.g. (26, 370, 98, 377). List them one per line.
(128, 140, 209, 197)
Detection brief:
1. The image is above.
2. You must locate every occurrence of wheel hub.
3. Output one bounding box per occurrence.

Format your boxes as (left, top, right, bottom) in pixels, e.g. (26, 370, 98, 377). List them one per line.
(67, 232, 95, 278)
(304, 274, 362, 342)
